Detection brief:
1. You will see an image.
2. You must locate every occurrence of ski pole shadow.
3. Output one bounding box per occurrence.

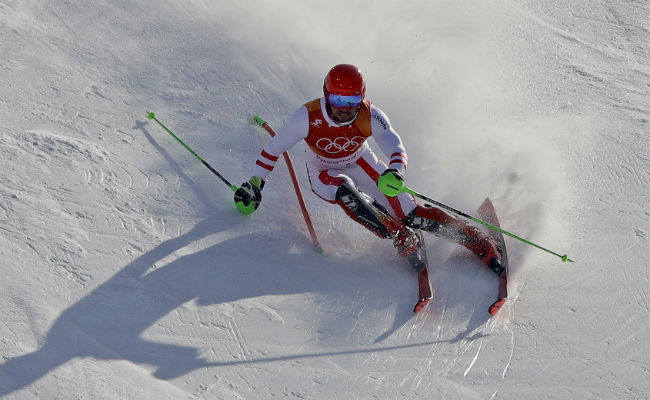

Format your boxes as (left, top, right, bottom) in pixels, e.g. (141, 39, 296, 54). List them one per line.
(202, 339, 450, 369)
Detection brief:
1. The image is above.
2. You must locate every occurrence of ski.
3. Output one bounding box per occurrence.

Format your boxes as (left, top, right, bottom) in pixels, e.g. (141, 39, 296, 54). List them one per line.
(477, 197, 509, 316)
(413, 268, 432, 313)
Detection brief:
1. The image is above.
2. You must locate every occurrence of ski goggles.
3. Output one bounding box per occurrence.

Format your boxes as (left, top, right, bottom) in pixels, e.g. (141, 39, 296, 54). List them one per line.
(328, 94, 363, 108)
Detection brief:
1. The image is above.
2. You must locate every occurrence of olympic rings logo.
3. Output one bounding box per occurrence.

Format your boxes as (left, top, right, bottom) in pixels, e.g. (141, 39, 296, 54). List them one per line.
(315, 136, 366, 154)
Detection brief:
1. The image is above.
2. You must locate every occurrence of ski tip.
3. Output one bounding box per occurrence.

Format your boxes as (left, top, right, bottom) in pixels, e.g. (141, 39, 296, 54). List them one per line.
(253, 115, 266, 125)
(488, 298, 507, 316)
(316, 246, 324, 254)
(413, 297, 432, 313)
(147, 111, 155, 120)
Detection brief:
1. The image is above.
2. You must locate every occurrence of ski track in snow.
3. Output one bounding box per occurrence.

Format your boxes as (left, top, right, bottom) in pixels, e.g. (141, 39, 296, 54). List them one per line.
(1, 0, 649, 399)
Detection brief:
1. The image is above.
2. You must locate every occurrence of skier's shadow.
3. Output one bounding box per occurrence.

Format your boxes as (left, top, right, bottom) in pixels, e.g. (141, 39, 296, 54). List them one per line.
(0, 120, 355, 396)
(0, 219, 358, 396)
(0, 119, 418, 395)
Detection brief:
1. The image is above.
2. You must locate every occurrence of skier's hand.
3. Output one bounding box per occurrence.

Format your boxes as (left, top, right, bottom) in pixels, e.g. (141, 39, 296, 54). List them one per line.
(377, 169, 405, 197)
(234, 176, 265, 214)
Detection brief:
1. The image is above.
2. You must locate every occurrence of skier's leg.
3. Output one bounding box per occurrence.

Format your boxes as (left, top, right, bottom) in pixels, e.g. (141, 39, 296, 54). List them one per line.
(334, 181, 427, 271)
(350, 150, 416, 221)
(344, 152, 429, 271)
(335, 179, 432, 311)
(404, 204, 504, 275)
(309, 160, 431, 310)
(307, 163, 427, 271)
(334, 180, 394, 238)
(307, 166, 393, 236)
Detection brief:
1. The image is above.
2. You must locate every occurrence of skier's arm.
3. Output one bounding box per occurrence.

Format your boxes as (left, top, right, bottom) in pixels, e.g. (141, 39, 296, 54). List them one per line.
(235, 106, 309, 214)
(370, 105, 408, 174)
(252, 107, 309, 179)
(371, 105, 411, 197)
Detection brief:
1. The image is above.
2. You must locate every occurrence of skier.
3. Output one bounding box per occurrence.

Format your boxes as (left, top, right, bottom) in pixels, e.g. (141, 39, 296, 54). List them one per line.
(234, 64, 503, 312)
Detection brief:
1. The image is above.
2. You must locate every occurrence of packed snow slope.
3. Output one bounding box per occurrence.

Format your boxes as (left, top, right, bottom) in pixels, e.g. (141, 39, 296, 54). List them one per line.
(1, 0, 648, 399)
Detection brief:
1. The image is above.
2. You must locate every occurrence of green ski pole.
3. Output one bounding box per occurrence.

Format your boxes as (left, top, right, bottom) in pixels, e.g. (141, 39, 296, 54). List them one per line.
(392, 184, 574, 263)
(146, 112, 237, 192)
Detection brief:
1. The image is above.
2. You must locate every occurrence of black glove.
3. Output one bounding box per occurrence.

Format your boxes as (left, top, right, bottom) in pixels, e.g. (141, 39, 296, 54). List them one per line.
(381, 168, 403, 181)
(234, 176, 265, 214)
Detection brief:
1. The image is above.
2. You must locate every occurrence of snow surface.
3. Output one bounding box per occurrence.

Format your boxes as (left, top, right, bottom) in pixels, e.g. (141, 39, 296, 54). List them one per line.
(1, 1, 648, 399)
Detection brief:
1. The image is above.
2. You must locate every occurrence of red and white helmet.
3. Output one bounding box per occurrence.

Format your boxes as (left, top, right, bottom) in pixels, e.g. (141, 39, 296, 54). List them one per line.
(323, 64, 366, 98)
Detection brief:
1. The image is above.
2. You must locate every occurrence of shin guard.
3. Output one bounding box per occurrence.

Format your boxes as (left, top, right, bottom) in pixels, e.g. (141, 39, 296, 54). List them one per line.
(335, 182, 402, 239)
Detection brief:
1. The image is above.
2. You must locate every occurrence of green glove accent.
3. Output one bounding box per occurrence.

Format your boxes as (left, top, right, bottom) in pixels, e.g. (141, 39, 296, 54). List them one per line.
(249, 176, 264, 188)
(234, 177, 265, 214)
(377, 170, 405, 197)
(235, 199, 257, 214)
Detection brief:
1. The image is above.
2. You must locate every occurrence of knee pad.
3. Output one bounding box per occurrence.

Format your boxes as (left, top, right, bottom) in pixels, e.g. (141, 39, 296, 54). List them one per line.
(335, 182, 392, 238)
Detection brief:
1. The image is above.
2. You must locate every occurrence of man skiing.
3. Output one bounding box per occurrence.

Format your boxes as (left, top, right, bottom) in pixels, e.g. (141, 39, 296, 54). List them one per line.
(234, 64, 503, 313)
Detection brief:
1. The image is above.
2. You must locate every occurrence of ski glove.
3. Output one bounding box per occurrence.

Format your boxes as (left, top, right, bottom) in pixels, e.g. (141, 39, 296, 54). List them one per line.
(377, 169, 405, 197)
(234, 176, 265, 214)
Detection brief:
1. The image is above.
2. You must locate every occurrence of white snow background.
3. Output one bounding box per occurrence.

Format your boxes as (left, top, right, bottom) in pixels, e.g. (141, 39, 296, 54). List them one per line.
(1, 1, 648, 399)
